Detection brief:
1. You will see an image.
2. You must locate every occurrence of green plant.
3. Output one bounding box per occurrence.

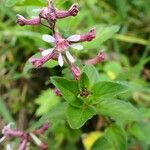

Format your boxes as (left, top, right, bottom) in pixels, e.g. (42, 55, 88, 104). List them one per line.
(0, 0, 149, 150)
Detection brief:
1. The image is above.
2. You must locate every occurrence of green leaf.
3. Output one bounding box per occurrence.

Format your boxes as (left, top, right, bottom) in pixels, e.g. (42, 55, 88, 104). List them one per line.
(23, 58, 33, 75)
(0, 98, 14, 123)
(5, 0, 18, 7)
(92, 137, 115, 150)
(140, 107, 150, 119)
(128, 122, 150, 145)
(114, 34, 150, 46)
(51, 77, 79, 103)
(106, 0, 128, 20)
(83, 25, 120, 49)
(82, 65, 100, 87)
(67, 104, 96, 129)
(15, 0, 45, 6)
(105, 124, 127, 150)
(31, 102, 67, 130)
(43, 60, 58, 68)
(104, 62, 122, 80)
(91, 81, 127, 101)
(118, 58, 150, 80)
(35, 89, 60, 116)
(79, 73, 90, 89)
(96, 99, 142, 121)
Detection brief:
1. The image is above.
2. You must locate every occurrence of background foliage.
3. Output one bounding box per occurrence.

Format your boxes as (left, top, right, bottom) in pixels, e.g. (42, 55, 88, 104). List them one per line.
(0, 0, 150, 149)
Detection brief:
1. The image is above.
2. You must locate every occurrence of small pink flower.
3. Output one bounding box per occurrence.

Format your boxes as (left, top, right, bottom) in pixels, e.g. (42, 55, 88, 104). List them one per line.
(68, 3, 79, 16)
(41, 32, 83, 67)
(53, 88, 62, 96)
(29, 51, 56, 68)
(97, 51, 105, 62)
(16, 1, 79, 27)
(30, 28, 96, 68)
(18, 139, 28, 150)
(16, 14, 41, 26)
(70, 64, 81, 80)
(84, 51, 105, 65)
(77, 28, 96, 42)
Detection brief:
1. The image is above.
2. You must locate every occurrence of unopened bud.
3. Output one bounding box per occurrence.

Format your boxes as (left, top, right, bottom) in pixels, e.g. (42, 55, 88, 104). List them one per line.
(53, 88, 62, 96)
(69, 3, 79, 16)
(70, 64, 81, 80)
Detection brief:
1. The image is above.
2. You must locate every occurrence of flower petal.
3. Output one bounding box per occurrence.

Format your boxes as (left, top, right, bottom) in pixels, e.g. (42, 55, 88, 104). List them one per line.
(65, 51, 75, 63)
(6, 122, 15, 128)
(2, 122, 15, 134)
(42, 34, 56, 43)
(6, 144, 12, 150)
(58, 53, 64, 67)
(70, 44, 83, 50)
(67, 35, 80, 42)
(0, 136, 6, 143)
(41, 48, 54, 56)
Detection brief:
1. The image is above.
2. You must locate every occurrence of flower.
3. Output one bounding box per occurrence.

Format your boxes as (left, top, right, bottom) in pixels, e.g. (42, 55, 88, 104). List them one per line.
(84, 50, 105, 65)
(41, 31, 83, 67)
(70, 64, 81, 80)
(16, 1, 79, 27)
(29, 28, 96, 68)
(0, 123, 14, 143)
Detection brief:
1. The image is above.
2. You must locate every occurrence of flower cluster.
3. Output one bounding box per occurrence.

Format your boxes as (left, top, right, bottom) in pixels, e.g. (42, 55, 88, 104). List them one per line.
(16, 0, 104, 80)
(16, 1, 79, 26)
(0, 122, 49, 150)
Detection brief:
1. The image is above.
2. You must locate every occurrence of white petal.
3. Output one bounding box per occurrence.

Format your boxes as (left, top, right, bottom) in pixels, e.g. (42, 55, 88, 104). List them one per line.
(6, 122, 15, 128)
(41, 48, 54, 56)
(6, 144, 12, 150)
(42, 34, 56, 43)
(58, 53, 64, 67)
(70, 44, 83, 50)
(2, 122, 15, 134)
(30, 133, 42, 146)
(0, 136, 6, 143)
(67, 35, 80, 42)
(65, 51, 75, 63)
(32, 8, 42, 13)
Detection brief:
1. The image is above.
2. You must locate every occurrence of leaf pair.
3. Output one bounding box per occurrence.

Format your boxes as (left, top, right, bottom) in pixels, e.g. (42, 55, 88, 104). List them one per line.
(51, 65, 135, 129)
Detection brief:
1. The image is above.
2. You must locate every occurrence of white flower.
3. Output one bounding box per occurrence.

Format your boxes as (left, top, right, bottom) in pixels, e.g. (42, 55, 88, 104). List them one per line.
(41, 33, 83, 67)
(0, 123, 14, 143)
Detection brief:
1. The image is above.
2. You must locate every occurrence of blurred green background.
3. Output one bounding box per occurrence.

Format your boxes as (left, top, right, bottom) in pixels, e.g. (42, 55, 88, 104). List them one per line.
(0, 0, 150, 149)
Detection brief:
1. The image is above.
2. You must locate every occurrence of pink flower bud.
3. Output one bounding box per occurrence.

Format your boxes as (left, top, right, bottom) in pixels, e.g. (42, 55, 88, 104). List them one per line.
(33, 123, 49, 135)
(77, 28, 96, 43)
(68, 3, 79, 16)
(29, 51, 55, 68)
(84, 51, 105, 65)
(70, 64, 81, 80)
(56, 3, 79, 19)
(29, 58, 44, 68)
(18, 139, 28, 150)
(38, 143, 48, 150)
(16, 14, 26, 26)
(86, 28, 96, 41)
(6, 130, 24, 138)
(53, 88, 62, 96)
(97, 52, 105, 62)
(16, 14, 41, 26)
